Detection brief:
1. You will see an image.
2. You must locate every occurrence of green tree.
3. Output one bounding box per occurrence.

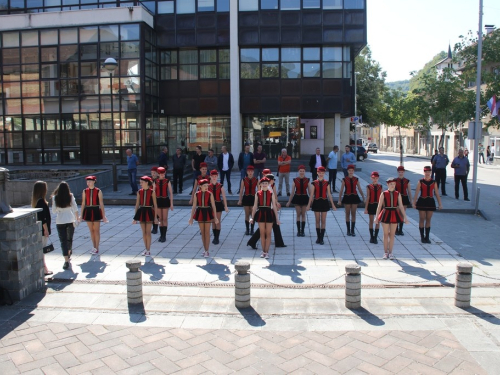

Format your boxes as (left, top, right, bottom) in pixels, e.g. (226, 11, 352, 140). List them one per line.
(355, 46, 387, 126)
(408, 51, 447, 92)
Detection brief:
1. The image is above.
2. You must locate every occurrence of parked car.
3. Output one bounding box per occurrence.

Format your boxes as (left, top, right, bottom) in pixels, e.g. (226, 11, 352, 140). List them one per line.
(367, 143, 378, 153)
(349, 146, 368, 161)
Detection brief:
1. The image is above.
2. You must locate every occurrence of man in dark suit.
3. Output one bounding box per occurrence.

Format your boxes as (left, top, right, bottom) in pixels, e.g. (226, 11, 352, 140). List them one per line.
(217, 145, 235, 194)
(309, 147, 326, 181)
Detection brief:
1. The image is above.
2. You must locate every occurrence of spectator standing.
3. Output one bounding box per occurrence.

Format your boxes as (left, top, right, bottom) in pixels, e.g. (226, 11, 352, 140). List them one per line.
(452, 149, 470, 201)
(308, 147, 326, 181)
(277, 148, 292, 196)
(432, 147, 449, 196)
(217, 146, 234, 194)
(204, 149, 218, 172)
(32, 181, 52, 275)
(191, 145, 205, 191)
(158, 146, 168, 170)
(326, 145, 339, 192)
(464, 148, 469, 158)
(478, 143, 485, 164)
(253, 144, 267, 179)
(126, 149, 139, 195)
(486, 145, 492, 165)
(340, 145, 356, 177)
(172, 147, 187, 194)
(238, 143, 255, 181)
(430, 149, 438, 179)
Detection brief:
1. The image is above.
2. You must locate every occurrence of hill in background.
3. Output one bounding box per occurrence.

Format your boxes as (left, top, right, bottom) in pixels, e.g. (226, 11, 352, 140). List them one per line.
(385, 80, 410, 92)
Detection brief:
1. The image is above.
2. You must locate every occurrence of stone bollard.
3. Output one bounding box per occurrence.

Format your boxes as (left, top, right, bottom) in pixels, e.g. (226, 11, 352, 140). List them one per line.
(126, 260, 143, 304)
(345, 264, 361, 309)
(235, 261, 251, 308)
(455, 262, 473, 308)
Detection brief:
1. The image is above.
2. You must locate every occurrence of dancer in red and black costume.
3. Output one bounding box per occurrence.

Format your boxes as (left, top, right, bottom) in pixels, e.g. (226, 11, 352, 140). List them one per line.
(209, 170, 229, 245)
(286, 165, 310, 237)
(189, 179, 218, 257)
(364, 171, 382, 244)
(375, 177, 408, 259)
(338, 164, 365, 237)
(189, 163, 209, 205)
(238, 165, 258, 235)
(150, 166, 159, 234)
(133, 176, 158, 257)
(412, 166, 442, 244)
(250, 177, 280, 259)
(306, 166, 336, 245)
(155, 167, 174, 243)
(81, 176, 108, 255)
(395, 166, 412, 236)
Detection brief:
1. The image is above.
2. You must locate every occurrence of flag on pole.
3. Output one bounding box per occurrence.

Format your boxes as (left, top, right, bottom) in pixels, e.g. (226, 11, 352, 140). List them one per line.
(487, 95, 497, 118)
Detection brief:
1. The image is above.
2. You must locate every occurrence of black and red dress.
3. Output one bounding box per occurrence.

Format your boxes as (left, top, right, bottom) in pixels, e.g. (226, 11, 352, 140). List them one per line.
(311, 180, 330, 212)
(377, 190, 404, 224)
(416, 179, 437, 211)
(291, 177, 310, 206)
(254, 190, 275, 223)
(133, 189, 155, 222)
(242, 177, 258, 206)
(155, 178, 171, 208)
(395, 177, 411, 206)
(209, 182, 224, 212)
(81, 187, 103, 222)
(341, 176, 361, 204)
(367, 184, 382, 215)
(193, 191, 214, 222)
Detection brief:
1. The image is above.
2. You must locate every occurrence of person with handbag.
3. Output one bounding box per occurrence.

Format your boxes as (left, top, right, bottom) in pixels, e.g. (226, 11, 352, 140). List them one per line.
(32, 181, 53, 276)
(52, 182, 79, 270)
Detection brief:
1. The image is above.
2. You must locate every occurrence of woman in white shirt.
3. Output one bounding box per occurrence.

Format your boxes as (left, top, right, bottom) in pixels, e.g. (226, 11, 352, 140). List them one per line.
(52, 182, 79, 270)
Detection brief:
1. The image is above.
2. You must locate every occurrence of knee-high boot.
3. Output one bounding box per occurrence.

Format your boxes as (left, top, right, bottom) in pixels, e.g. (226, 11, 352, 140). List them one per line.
(419, 227, 425, 243)
(319, 229, 325, 245)
(151, 223, 158, 234)
(369, 228, 374, 243)
(250, 222, 255, 235)
(245, 221, 250, 235)
(247, 228, 260, 249)
(351, 222, 356, 237)
(273, 222, 286, 247)
(373, 229, 379, 244)
(301, 221, 306, 237)
(213, 229, 220, 245)
(296, 221, 301, 237)
(346, 221, 351, 236)
(424, 227, 431, 244)
(316, 228, 321, 244)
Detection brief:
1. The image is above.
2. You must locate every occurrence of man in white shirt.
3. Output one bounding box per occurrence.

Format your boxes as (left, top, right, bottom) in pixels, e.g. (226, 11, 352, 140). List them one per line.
(309, 148, 326, 181)
(217, 146, 234, 194)
(326, 145, 339, 192)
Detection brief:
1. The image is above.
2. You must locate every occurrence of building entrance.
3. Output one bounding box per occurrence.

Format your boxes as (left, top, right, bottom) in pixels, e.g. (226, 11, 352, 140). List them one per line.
(80, 131, 102, 165)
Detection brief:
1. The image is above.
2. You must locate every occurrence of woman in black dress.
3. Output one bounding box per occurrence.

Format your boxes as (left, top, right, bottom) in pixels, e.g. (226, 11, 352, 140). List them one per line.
(133, 176, 158, 257)
(395, 166, 412, 236)
(189, 179, 218, 258)
(338, 164, 365, 237)
(81, 176, 107, 255)
(306, 166, 336, 245)
(237, 165, 258, 235)
(154, 167, 174, 243)
(286, 165, 310, 237)
(209, 170, 229, 245)
(412, 166, 442, 243)
(364, 171, 382, 244)
(32, 181, 52, 275)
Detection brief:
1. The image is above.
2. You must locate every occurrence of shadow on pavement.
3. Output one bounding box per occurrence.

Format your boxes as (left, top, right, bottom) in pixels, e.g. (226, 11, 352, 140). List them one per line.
(78, 255, 107, 279)
(396, 259, 453, 286)
(141, 260, 166, 281)
(352, 307, 385, 326)
(461, 306, 500, 325)
(128, 301, 146, 323)
(237, 306, 266, 327)
(48, 267, 79, 290)
(197, 259, 231, 281)
(265, 264, 306, 283)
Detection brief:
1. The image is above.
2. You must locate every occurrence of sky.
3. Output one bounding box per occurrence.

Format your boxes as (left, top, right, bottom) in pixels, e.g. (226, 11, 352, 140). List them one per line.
(367, 0, 499, 82)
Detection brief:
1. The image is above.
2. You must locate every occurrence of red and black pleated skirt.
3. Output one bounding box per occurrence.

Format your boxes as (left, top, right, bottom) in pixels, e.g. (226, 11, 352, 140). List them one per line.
(157, 197, 171, 209)
(377, 208, 403, 224)
(133, 206, 155, 222)
(193, 207, 214, 222)
(254, 207, 275, 223)
(82, 206, 103, 222)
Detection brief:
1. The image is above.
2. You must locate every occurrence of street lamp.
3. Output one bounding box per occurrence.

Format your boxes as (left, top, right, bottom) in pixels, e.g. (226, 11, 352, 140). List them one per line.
(102, 57, 118, 191)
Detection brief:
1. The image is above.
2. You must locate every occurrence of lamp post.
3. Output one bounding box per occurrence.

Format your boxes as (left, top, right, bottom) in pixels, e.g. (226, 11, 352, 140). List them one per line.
(103, 57, 118, 191)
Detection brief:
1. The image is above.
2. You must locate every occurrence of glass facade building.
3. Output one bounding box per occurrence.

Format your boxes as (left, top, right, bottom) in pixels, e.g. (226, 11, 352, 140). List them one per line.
(0, 0, 366, 165)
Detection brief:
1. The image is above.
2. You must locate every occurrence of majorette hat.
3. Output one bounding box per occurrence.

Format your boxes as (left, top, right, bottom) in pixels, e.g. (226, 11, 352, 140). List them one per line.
(210, 169, 218, 175)
(298, 165, 306, 170)
(199, 179, 209, 185)
(317, 166, 326, 172)
(199, 162, 208, 168)
(266, 174, 275, 180)
(424, 166, 432, 171)
(347, 164, 355, 170)
(371, 171, 379, 177)
(260, 177, 270, 183)
(85, 176, 96, 181)
(397, 166, 405, 172)
(140, 176, 152, 182)
(151, 166, 158, 172)
(247, 165, 255, 170)
(157, 167, 166, 174)
(386, 177, 397, 183)
(262, 168, 271, 174)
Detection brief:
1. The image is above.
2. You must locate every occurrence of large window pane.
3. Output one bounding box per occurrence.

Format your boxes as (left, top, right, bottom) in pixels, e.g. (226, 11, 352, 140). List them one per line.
(120, 24, 140, 41)
(281, 47, 300, 62)
(323, 62, 342, 78)
(303, 63, 320, 77)
(100, 25, 119, 42)
(198, 0, 214, 11)
(217, 0, 229, 11)
(23, 99, 41, 114)
(241, 48, 259, 62)
(200, 49, 216, 63)
(60, 45, 78, 61)
(262, 48, 279, 61)
(177, 0, 195, 13)
(343, 46, 351, 61)
(303, 47, 320, 61)
(281, 63, 300, 78)
(41, 80, 59, 96)
(24, 132, 41, 148)
(3, 32, 19, 48)
(303, 0, 320, 8)
(81, 62, 98, 77)
(239, 0, 257, 11)
(22, 31, 38, 46)
(262, 64, 279, 78)
(161, 66, 178, 80)
(41, 64, 58, 79)
(240, 63, 260, 79)
(345, 0, 364, 9)
(179, 50, 198, 64)
(41, 47, 57, 62)
(200, 65, 216, 79)
(323, 47, 342, 61)
(261, 0, 277, 10)
(161, 50, 177, 64)
(40, 30, 58, 45)
(60, 28, 78, 44)
(281, 0, 299, 10)
(3, 49, 20, 65)
(219, 49, 230, 62)
(4, 82, 21, 98)
(158, 1, 174, 13)
(22, 82, 40, 97)
(179, 65, 198, 80)
(323, 0, 342, 9)
(219, 64, 230, 79)
(80, 26, 98, 43)
(121, 41, 140, 58)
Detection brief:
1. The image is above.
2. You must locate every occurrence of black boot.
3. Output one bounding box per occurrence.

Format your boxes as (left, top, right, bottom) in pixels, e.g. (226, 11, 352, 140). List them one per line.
(346, 222, 351, 236)
(151, 223, 158, 234)
(315, 228, 320, 244)
(374, 229, 379, 244)
(319, 229, 325, 245)
(424, 227, 431, 244)
(158, 227, 166, 242)
(301, 221, 306, 237)
(369, 228, 374, 243)
(395, 223, 400, 235)
(273, 222, 286, 247)
(351, 222, 356, 237)
(250, 223, 255, 235)
(296, 221, 301, 237)
(399, 222, 404, 236)
(245, 220, 250, 235)
(247, 228, 259, 249)
(419, 227, 425, 243)
(212, 229, 217, 244)
(213, 229, 220, 245)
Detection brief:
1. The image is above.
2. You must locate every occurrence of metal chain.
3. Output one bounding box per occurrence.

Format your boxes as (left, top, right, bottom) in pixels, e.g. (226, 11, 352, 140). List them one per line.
(360, 272, 457, 285)
(473, 273, 500, 282)
(248, 271, 346, 289)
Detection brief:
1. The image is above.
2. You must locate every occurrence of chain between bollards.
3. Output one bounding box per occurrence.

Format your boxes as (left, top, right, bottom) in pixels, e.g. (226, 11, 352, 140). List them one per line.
(126, 260, 143, 304)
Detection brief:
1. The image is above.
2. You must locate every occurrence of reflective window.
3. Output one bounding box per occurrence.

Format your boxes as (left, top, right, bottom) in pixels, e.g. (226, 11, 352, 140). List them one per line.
(22, 31, 38, 46)
(303, 47, 320, 61)
(281, 47, 300, 62)
(281, 0, 300, 10)
(241, 48, 260, 62)
(303, 63, 320, 77)
(179, 50, 198, 64)
(177, 0, 195, 13)
(3, 32, 19, 48)
(281, 63, 300, 79)
(120, 24, 140, 41)
(345, 0, 365, 9)
(198, 0, 214, 11)
(261, 0, 277, 10)
(200, 49, 216, 63)
(100, 25, 119, 42)
(262, 48, 279, 61)
(60, 28, 78, 44)
(40, 30, 58, 45)
(323, 62, 342, 78)
(239, 0, 257, 11)
(158, 0, 174, 13)
(323, 47, 342, 61)
(262, 64, 279, 78)
(323, 0, 342, 9)
(217, 0, 229, 11)
(303, 0, 320, 8)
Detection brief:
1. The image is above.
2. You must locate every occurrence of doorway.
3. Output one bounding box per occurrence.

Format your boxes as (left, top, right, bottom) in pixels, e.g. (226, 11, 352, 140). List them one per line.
(80, 131, 102, 164)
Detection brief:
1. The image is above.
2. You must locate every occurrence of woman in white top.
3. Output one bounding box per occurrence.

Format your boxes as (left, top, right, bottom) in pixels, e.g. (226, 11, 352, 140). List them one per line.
(52, 182, 79, 270)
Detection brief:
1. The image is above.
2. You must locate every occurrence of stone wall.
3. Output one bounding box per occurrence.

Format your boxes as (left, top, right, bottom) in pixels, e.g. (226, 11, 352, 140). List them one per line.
(7, 169, 112, 207)
(0, 209, 44, 301)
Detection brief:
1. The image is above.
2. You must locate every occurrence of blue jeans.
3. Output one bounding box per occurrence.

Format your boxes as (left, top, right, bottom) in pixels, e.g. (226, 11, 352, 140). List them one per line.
(56, 223, 74, 257)
(128, 168, 138, 193)
(240, 169, 247, 180)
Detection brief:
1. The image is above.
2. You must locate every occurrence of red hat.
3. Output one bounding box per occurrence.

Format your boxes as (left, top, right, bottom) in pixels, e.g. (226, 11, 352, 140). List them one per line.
(298, 165, 306, 171)
(199, 179, 209, 185)
(151, 166, 158, 172)
(247, 165, 255, 170)
(210, 169, 218, 176)
(200, 162, 208, 168)
(260, 177, 270, 183)
(85, 176, 96, 181)
(397, 166, 405, 172)
(140, 176, 152, 182)
(262, 168, 271, 174)
(347, 164, 355, 170)
(157, 167, 166, 174)
(317, 166, 326, 172)
(371, 171, 379, 177)
(386, 177, 397, 183)
(424, 166, 432, 171)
